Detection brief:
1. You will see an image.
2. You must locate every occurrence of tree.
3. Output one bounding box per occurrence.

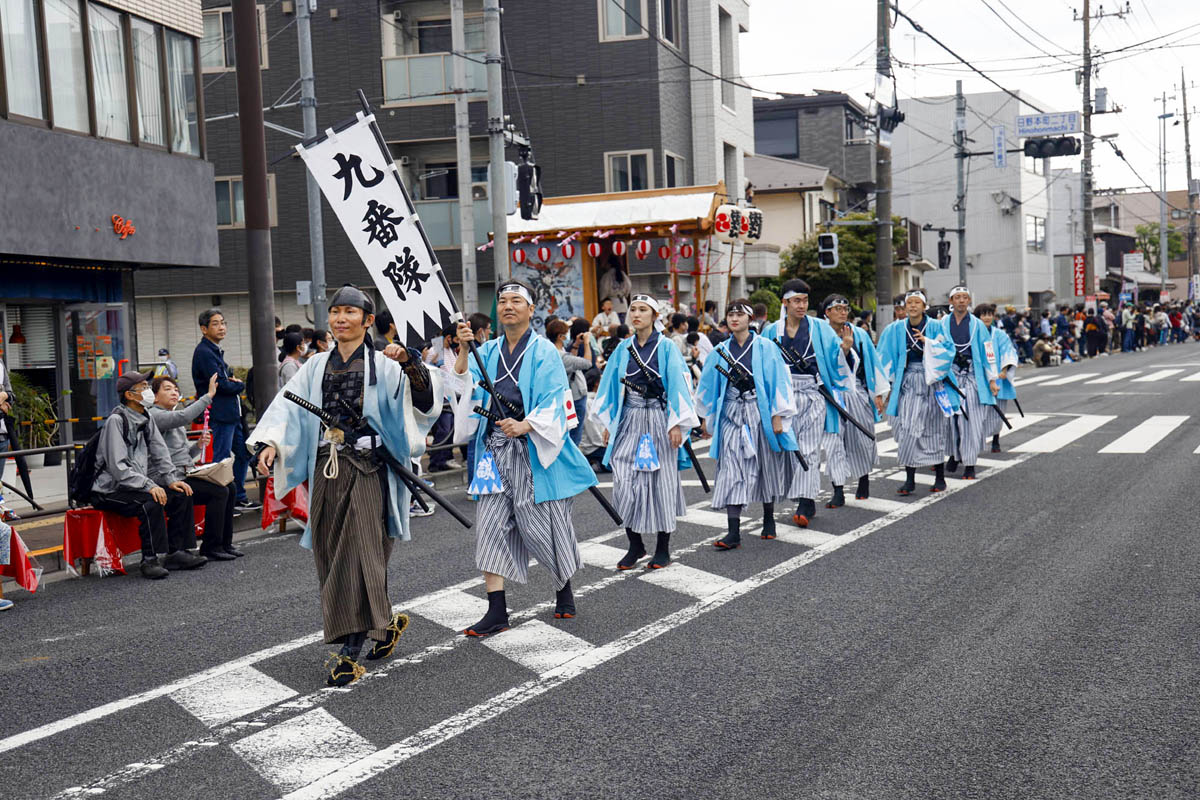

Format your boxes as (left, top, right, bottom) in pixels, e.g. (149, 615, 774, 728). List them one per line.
(1134, 222, 1185, 274)
(778, 213, 907, 307)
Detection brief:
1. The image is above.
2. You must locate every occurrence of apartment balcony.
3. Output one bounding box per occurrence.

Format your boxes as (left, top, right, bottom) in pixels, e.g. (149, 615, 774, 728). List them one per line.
(413, 198, 492, 248)
(382, 52, 486, 106)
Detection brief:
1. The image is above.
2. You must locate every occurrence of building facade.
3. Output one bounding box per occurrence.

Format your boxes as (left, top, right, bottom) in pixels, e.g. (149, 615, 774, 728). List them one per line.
(0, 0, 215, 441)
(133, 0, 756, 374)
(1093, 188, 1193, 300)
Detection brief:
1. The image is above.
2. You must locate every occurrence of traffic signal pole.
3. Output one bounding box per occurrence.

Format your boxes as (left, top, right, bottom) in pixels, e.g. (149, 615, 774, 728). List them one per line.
(484, 0, 509, 285)
(452, 0, 479, 312)
(955, 80, 967, 286)
(1081, 0, 1096, 300)
(874, 0, 894, 329)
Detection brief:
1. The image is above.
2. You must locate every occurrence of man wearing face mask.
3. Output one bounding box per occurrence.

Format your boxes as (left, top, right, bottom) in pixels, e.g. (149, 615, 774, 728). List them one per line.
(91, 372, 207, 579)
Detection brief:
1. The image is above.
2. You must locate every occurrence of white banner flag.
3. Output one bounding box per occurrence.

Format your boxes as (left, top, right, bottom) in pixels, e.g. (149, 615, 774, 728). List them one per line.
(296, 111, 454, 348)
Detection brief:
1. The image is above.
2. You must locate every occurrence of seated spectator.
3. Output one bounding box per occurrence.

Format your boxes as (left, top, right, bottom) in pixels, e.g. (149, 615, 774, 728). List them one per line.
(278, 332, 304, 385)
(91, 372, 207, 579)
(149, 375, 241, 562)
(1032, 334, 1056, 367)
(591, 297, 621, 334)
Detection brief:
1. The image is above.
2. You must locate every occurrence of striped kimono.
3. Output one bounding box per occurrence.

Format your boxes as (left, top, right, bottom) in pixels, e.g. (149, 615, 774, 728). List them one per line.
(926, 313, 999, 467)
(878, 315, 949, 468)
(823, 324, 891, 484)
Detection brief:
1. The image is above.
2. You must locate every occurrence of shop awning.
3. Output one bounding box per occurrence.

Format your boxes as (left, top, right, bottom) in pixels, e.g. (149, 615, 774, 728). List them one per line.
(1106, 268, 1176, 289)
(506, 184, 724, 240)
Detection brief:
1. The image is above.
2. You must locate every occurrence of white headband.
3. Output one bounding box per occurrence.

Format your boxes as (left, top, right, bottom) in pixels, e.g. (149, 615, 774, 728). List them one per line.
(905, 290, 927, 304)
(782, 290, 808, 301)
(728, 303, 754, 316)
(498, 283, 533, 305)
(949, 285, 972, 299)
(630, 294, 660, 315)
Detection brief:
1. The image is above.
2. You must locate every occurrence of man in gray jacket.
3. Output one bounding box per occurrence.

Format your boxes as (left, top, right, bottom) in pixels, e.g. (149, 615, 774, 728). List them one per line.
(92, 371, 206, 579)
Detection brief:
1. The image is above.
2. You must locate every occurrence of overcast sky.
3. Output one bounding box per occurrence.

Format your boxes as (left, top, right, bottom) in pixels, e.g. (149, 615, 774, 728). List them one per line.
(741, 0, 1198, 196)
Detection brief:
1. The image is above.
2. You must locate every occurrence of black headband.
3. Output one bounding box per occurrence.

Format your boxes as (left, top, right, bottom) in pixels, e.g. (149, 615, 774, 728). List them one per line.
(329, 285, 374, 315)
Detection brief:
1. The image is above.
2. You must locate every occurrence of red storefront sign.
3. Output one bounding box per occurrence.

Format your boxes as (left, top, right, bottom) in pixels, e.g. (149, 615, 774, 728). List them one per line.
(1073, 254, 1086, 297)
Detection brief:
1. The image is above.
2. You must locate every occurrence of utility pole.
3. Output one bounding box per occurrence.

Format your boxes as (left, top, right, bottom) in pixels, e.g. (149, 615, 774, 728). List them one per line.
(232, 0, 278, 406)
(954, 79, 967, 286)
(296, 0, 326, 324)
(484, 0, 509, 285)
(1080, 0, 1095, 300)
(1182, 69, 1197, 299)
(1157, 91, 1175, 299)
(873, 0, 894, 329)
(452, 0, 478, 312)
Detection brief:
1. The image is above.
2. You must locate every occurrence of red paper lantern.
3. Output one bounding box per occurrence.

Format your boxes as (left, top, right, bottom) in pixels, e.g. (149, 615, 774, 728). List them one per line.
(561, 242, 576, 260)
(612, 240, 627, 257)
(635, 239, 651, 260)
(537, 245, 551, 262)
(587, 241, 602, 259)
(658, 244, 671, 260)
(512, 248, 526, 264)
(680, 243, 694, 259)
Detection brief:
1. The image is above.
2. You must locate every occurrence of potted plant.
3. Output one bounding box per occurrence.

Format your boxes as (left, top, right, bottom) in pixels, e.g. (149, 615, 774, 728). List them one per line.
(7, 372, 58, 469)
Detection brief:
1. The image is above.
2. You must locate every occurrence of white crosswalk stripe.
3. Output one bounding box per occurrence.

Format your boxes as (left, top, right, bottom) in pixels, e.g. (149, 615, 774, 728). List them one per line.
(482, 621, 595, 674)
(1039, 372, 1099, 386)
(884, 470, 967, 488)
(772, 528, 838, 547)
(1181, 370, 1200, 382)
(1098, 415, 1188, 453)
(1132, 368, 1184, 382)
(1011, 373, 1056, 387)
(1012, 415, 1115, 453)
(998, 413, 1049, 435)
(849, 496, 908, 514)
(1085, 370, 1141, 384)
(408, 590, 489, 631)
(639, 562, 736, 599)
(229, 708, 377, 793)
(170, 666, 299, 728)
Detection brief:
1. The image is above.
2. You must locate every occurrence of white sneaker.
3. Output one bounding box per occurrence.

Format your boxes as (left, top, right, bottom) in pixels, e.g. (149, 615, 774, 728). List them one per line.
(409, 500, 435, 517)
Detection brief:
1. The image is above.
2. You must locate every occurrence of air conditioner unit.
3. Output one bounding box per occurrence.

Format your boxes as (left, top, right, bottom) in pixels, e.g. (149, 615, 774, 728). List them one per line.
(398, 155, 411, 166)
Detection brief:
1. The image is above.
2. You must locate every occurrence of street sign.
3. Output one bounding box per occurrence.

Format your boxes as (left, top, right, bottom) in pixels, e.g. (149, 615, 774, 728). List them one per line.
(1016, 112, 1081, 137)
(1073, 254, 1085, 297)
(1191, 275, 1199, 300)
(1160, 290, 1170, 304)
(1122, 252, 1144, 273)
(993, 125, 1007, 169)
(1084, 295, 1097, 313)
(1119, 292, 1133, 304)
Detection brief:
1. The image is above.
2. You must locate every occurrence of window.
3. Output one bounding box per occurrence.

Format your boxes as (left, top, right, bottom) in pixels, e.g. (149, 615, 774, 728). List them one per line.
(44, 0, 89, 131)
(166, 30, 199, 155)
(718, 8, 734, 109)
(658, 0, 680, 48)
(201, 5, 267, 72)
(755, 116, 798, 159)
(599, 0, 647, 42)
(606, 150, 652, 192)
(131, 18, 165, 146)
(416, 161, 489, 199)
(664, 152, 685, 188)
(88, 3, 129, 141)
(215, 175, 277, 228)
(1, 0, 46, 119)
(723, 143, 738, 196)
(1025, 215, 1046, 253)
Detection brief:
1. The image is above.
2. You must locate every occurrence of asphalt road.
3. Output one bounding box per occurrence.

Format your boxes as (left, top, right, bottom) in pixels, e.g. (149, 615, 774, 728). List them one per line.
(2, 344, 1198, 799)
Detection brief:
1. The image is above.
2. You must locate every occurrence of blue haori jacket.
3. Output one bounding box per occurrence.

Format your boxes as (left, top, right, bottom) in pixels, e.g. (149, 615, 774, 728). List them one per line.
(762, 316, 852, 433)
(246, 348, 443, 548)
(694, 332, 798, 461)
(592, 334, 700, 467)
(845, 325, 892, 423)
(877, 315, 942, 417)
(988, 325, 1020, 400)
(452, 333, 597, 503)
(925, 313, 1000, 407)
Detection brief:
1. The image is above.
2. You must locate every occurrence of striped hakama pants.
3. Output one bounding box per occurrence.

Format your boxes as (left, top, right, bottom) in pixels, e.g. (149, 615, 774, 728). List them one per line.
(985, 399, 1009, 439)
(785, 374, 827, 501)
(475, 430, 580, 590)
(945, 366, 988, 467)
(712, 386, 791, 510)
(823, 378, 878, 485)
(310, 448, 393, 645)
(610, 392, 687, 534)
(893, 364, 948, 468)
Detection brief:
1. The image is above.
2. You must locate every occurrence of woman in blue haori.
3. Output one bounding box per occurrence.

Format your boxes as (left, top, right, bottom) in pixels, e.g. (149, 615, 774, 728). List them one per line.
(451, 280, 597, 637)
(925, 286, 999, 480)
(976, 303, 1019, 453)
(695, 299, 797, 549)
(762, 279, 849, 526)
(251, 285, 441, 687)
(593, 294, 699, 570)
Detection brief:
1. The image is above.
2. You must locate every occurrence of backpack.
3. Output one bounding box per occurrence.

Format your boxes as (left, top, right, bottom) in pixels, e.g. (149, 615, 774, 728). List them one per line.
(68, 413, 148, 506)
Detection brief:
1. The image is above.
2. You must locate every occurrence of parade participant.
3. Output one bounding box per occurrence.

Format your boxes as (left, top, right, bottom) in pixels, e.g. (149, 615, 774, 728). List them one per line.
(250, 285, 441, 687)
(762, 279, 845, 527)
(695, 299, 797, 549)
(593, 295, 699, 570)
(877, 291, 950, 494)
(928, 286, 999, 480)
(976, 303, 1018, 453)
(820, 294, 890, 504)
(452, 279, 597, 636)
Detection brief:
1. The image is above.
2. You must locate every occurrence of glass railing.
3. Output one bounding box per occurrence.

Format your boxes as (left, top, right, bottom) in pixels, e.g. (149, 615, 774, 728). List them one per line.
(414, 199, 492, 247)
(382, 52, 486, 105)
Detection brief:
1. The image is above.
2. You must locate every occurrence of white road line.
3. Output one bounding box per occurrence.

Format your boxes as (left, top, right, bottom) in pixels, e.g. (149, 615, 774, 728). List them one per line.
(1182, 370, 1200, 382)
(874, 420, 891, 433)
(1132, 368, 1184, 382)
(1085, 370, 1141, 384)
(170, 666, 299, 728)
(1098, 415, 1188, 454)
(848, 496, 907, 514)
(230, 709, 377, 794)
(1011, 373, 1056, 387)
(408, 590, 489, 632)
(877, 437, 898, 455)
(884, 470, 966, 488)
(481, 620, 595, 675)
(1012, 414, 1115, 453)
(771, 528, 837, 548)
(997, 413, 1048, 436)
(680, 507, 734, 528)
(1039, 372, 1099, 386)
(973, 457, 1008, 469)
(279, 454, 1033, 800)
(577, 542, 630, 569)
(639, 562, 736, 599)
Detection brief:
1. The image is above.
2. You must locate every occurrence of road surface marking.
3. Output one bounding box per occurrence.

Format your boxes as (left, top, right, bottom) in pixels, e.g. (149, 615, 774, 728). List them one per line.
(230, 708, 376, 793)
(278, 454, 1033, 800)
(1098, 415, 1188, 454)
(996, 413, 1048, 435)
(482, 620, 595, 675)
(639, 562, 736, 599)
(771, 528, 837, 548)
(1039, 372, 1099, 386)
(1181, 370, 1200, 382)
(1012, 414, 1115, 453)
(848, 496, 907, 514)
(681, 507, 735, 529)
(884, 470, 966, 488)
(577, 541, 630, 569)
(973, 457, 1008, 468)
(1011, 374, 1055, 387)
(1085, 370, 1141, 384)
(877, 437, 898, 455)
(874, 420, 891, 433)
(408, 590, 489, 631)
(1132, 368, 1184, 383)
(170, 666, 299, 728)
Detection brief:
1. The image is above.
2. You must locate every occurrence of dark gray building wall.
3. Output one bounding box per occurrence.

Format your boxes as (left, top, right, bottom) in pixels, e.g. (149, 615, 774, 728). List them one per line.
(753, 94, 875, 192)
(0, 120, 218, 268)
